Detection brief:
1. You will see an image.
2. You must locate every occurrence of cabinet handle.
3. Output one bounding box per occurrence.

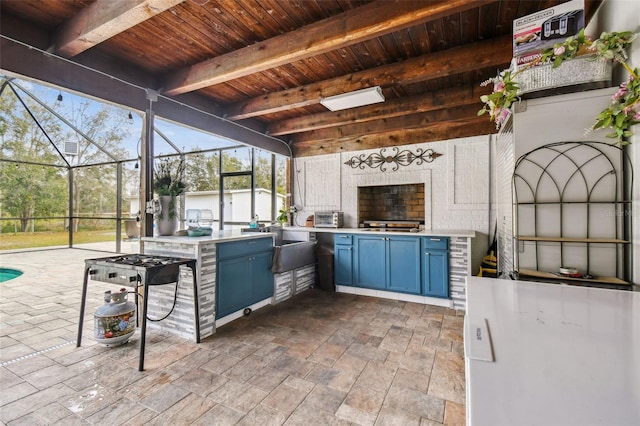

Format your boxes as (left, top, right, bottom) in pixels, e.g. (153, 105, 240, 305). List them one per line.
(340, 235, 349, 238)
(248, 241, 256, 244)
(425, 251, 430, 255)
(430, 238, 441, 242)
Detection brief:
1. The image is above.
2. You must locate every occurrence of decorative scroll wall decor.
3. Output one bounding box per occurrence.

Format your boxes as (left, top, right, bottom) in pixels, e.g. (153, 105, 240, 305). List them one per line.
(344, 147, 442, 172)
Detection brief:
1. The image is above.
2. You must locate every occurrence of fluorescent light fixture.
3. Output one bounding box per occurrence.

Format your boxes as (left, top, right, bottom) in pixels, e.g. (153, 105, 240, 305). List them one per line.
(320, 86, 385, 111)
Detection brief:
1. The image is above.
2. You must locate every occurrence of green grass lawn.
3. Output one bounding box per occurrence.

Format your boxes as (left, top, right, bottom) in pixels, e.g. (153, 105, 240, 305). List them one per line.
(0, 230, 122, 251)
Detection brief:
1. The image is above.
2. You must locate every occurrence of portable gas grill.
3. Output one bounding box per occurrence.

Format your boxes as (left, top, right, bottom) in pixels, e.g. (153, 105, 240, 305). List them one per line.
(76, 254, 199, 371)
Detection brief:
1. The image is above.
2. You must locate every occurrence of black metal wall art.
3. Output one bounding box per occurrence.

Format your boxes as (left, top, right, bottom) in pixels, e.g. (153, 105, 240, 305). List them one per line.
(344, 147, 442, 172)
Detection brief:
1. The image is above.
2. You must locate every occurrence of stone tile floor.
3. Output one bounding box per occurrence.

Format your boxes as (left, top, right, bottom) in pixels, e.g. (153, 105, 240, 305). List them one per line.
(0, 248, 465, 425)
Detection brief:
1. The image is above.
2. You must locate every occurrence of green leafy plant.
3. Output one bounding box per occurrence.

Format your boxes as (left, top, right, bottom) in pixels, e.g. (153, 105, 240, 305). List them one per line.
(153, 158, 186, 196)
(591, 31, 636, 63)
(478, 70, 519, 129)
(539, 28, 591, 68)
(589, 31, 639, 143)
(592, 68, 640, 144)
(276, 208, 289, 224)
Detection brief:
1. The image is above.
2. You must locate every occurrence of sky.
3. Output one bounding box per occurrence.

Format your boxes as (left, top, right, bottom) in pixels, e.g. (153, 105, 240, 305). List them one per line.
(2, 75, 251, 163)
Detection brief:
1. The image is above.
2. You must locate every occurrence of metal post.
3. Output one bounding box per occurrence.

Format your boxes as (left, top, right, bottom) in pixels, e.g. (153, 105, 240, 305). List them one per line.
(68, 167, 74, 248)
(271, 153, 276, 223)
(218, 152, 223, 229)
(116, 162, 123, 253)
(251, 148, 256, 221)
(140, 90, 157, 244)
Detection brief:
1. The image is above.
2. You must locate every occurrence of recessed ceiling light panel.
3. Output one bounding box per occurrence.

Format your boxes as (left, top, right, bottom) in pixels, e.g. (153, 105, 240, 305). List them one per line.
(320, 86, 385, 111)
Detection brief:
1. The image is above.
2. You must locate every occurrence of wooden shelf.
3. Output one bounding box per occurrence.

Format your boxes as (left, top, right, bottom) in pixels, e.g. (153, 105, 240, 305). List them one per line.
(514, 201, 631, 205)
(518, 269, 630, 286)
(516, 236, 630, 244)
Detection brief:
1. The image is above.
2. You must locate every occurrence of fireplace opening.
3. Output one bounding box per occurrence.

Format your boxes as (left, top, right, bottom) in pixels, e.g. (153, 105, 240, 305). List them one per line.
(358, 183, 425, 224)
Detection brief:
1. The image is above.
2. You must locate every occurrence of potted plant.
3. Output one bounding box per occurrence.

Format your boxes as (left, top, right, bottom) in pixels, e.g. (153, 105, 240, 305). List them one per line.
(276, 207, 289, 226)
(153, 158, 186, 235)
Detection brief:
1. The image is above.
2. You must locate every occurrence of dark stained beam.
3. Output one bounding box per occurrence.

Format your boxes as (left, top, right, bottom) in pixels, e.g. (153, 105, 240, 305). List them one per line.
(292, 117, 497, 157)
(162, 0, 495, 95)
(226, 35, 512, 120)
(53, 0, 185, 57)
(290, 104, 483, 144)
(268, 84, 491, 136)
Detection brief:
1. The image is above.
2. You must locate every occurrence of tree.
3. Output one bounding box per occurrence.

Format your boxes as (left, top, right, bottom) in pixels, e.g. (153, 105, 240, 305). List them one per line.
(65, 100, 130, 230)
(0, 84, 67, 232)
(182, 149, 286, 194)
(184, 152, 220, 192)
(0, 81, 132, 232)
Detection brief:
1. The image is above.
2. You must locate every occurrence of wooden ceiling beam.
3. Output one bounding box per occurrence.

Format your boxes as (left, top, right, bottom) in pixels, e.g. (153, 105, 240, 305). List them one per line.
(289, 104, 483, 144)
(226, 35, 511, 120)
(161, 0, 495, 95)
(52, 0, 185, 57)
(292, 117, 496, 157)
(268, 84, 491, 136)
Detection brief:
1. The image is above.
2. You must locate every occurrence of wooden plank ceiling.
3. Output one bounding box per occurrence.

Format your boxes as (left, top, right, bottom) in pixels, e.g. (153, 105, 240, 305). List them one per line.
(0, 0, 601, 157)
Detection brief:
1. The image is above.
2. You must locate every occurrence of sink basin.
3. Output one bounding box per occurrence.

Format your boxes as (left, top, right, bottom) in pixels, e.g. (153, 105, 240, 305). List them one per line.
(272, 240, 316, 273)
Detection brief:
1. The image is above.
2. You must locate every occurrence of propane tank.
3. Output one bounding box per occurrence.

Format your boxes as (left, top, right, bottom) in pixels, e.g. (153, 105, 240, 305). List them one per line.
(94, 288, 136, 347)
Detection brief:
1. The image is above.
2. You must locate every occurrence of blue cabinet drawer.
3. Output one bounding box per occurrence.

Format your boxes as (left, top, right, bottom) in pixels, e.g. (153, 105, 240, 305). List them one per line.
(217, 237, 273, 260)
(422, 237, 449, 250)
(334, 234, 353, 245)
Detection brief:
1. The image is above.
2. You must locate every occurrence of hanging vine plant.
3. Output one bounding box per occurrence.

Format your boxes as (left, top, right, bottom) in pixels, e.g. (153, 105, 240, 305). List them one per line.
(478, 29, 638, 143)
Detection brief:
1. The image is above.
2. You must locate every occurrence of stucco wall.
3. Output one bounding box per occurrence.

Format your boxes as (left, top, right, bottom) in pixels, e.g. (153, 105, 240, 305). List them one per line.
(589, 0, 640, 287)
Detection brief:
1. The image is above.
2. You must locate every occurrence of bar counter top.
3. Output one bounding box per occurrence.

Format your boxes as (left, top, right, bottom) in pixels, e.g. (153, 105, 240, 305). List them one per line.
(142, 229, 276, 245)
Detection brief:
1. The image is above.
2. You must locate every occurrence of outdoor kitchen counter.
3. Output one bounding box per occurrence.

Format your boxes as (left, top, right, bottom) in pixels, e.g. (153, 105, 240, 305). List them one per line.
(285, 227, 475, 310)
(142, 229, 276, 245)
(284, 226, 476, 238)
(140, 231, 277, 341)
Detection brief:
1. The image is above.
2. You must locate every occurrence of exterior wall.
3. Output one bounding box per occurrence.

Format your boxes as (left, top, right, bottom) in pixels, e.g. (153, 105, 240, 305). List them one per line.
(591, 0, 640, 288)
(510, 88, 623, 279)
(495, 114, 515, 278)
(293, 136, 493, 274)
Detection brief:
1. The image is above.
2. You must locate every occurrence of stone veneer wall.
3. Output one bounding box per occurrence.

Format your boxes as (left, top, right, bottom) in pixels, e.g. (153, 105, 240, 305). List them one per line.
(449, 236, 471, 310)
(143, 240, 217, 341)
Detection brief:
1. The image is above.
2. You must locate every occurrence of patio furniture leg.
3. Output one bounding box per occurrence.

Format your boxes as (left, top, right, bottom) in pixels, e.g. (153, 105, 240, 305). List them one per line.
(76, 267, 91, 347)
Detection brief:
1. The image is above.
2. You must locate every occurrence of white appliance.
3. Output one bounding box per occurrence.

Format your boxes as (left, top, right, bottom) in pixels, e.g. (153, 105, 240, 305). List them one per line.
(464, 277, 640, 425)
(314, 211, 344, 228)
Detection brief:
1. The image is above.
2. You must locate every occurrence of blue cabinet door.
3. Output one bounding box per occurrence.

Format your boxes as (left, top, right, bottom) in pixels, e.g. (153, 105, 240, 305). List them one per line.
(354, 236, 386, 289)
(217, 256, 251, 318)
(216, 238, 274, 319)
(387, 237, 421, 294)
(423, 249, 449, 298)
(252, 251, 275, 301)
(334, 244, 353, 286)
